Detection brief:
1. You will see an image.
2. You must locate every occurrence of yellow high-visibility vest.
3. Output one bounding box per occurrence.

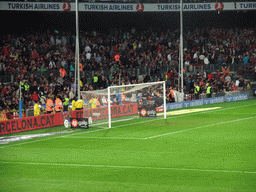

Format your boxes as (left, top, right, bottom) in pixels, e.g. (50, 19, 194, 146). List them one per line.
(206, 86, 212, 94)
(195, 86, 200, 94)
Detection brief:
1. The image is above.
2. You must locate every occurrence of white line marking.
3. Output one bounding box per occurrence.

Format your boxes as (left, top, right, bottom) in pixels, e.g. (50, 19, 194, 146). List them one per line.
(90, 117, 138, 126)
(0, 161, 255, 174)
(63, 136, 145, 140)
(144, 116, 256, 139)
(158, 107, 221, 116)
(212, 113, 256, 115)
(61, 127, 107, 138)
(0, 102, 255, 148)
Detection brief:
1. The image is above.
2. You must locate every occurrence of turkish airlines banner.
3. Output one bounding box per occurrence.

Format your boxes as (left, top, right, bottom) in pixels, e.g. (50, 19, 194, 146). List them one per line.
(0, 113, 63, 136)
(0, 2, 255, 12)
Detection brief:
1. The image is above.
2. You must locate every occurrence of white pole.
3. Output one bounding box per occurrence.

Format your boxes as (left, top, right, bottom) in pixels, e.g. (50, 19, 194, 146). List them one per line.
(19, 81, 22, 118)
(178, 49, 180, 92)
(76, 0, 80, 100)
(74, 56, 77, 97)
(180, 0, 184, 93)
(19, 81, 22, 101)
(163, 81, 166, 119)
(108, 86, 111, 128)
(119, 72, 121, 86)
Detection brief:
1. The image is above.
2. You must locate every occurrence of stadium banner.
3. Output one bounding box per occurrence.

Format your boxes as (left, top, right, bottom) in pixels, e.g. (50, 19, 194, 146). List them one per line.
(0, 113, 63, 136)
(166, 102, 183, 110)
(226, 94, 249, 102)
(70, 103, 138, 120)
(189, 99, 204, 107)
(163, 94, 247, 111)
(0, 2, 255, 12)
(203, 96, 225, 105)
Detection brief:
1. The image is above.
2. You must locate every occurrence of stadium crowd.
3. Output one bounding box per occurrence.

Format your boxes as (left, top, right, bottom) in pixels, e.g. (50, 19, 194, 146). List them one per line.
(0, 26, 255, 116)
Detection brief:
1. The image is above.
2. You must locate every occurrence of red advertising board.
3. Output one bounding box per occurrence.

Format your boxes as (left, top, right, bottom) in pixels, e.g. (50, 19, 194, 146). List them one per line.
(0, 113, 64, 136)
(70, 103, 138, 119)
(156, 106, 164, 113)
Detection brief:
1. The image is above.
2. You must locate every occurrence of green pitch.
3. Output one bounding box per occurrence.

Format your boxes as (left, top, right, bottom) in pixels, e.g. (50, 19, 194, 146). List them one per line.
(0, 99, 256, 192)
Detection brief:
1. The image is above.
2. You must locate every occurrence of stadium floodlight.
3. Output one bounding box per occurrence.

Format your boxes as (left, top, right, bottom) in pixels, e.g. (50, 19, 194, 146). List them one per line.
(81, 81, 166, 129)
(75, 0, 81, 100)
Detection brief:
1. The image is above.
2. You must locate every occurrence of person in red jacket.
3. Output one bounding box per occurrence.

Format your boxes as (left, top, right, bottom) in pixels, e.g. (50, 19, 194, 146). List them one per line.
(31, 91, 39, 102)
(59, 67, 66, 78)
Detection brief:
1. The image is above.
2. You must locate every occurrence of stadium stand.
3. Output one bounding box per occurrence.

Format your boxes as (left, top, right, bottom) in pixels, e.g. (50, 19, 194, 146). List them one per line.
(0, 26, 255, 119)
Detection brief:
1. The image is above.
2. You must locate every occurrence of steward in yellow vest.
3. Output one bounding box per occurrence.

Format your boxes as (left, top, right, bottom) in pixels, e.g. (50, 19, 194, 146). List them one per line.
(206, 85, 212, 98)
(75, 99, 84, 110)
(34, 101, 42, 116)
(63, 95, 70, 112)
(194, 83, 200, 100)
(71, 98, 77, 111)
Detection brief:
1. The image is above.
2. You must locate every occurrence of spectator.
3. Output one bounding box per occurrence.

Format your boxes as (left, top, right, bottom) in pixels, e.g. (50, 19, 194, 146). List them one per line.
(31, 91, 39, 102)
(69, 89, 75, 100)
(0, 97, 7, 110)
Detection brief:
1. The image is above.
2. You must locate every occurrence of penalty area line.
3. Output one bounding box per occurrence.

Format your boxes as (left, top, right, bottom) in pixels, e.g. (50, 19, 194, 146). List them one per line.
(0, 161, 255, 174)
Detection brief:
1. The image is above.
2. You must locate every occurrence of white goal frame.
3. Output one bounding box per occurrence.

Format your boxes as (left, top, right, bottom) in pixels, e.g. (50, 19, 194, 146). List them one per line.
(107, 81, 166, 128)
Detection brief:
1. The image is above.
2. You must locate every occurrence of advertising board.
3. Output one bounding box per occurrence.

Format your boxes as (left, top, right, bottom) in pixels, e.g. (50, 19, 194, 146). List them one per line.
(226, 94, 249, 102)
(0, 2, 255, 12)
(138, 100, 156, 117)
(0, 113, 63, 136)
(70, 118, 88, 129)
(71, 103, 138, 120)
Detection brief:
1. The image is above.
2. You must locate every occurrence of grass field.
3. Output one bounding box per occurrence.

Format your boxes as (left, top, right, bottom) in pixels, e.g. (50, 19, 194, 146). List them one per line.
(0, 99, 256, 192)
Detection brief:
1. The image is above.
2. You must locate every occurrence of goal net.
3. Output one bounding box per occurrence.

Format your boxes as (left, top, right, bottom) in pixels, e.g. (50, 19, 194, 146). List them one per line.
(81, 81, 166, 129)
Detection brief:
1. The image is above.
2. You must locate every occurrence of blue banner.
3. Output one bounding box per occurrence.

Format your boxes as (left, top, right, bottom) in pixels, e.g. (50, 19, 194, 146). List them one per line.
(226, 94, 249, 102)
(203, 97, 225, 105)
(165, 94, 248, 110)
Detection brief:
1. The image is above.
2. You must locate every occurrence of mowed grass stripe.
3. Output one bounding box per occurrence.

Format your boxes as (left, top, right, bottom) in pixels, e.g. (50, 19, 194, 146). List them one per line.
(1, 163, 255, 192)
(1, 161, 255, 174)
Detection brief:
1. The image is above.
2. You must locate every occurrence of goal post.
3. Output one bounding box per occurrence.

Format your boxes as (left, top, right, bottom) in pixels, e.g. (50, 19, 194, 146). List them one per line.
(81, 81, 166, 129)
